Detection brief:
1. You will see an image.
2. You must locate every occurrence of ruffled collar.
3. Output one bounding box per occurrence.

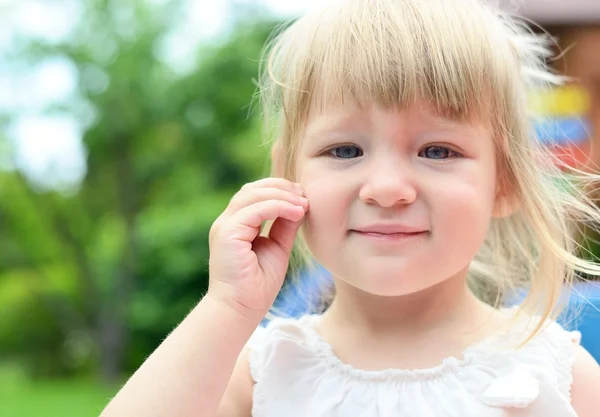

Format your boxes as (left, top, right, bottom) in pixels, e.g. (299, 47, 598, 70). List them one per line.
(296, 306, 523, 383)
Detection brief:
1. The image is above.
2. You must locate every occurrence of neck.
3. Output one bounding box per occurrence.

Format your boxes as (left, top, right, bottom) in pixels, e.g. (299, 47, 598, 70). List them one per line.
(322, 268, 493, 340)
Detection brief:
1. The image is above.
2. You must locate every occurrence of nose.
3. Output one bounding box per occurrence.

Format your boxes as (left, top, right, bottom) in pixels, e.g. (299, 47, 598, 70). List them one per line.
(359, 156, 417, 207)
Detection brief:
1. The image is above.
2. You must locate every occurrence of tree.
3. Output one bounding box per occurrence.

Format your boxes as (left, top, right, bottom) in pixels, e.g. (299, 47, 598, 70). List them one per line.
(0, 0, 277, 383)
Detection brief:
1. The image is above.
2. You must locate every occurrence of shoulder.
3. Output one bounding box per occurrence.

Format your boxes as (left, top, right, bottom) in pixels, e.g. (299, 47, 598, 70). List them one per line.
(526, 314, 600, 416)
(246, 315, 319, 379)
(249, 315, 319, 353)
(218, 315, 318, 416)
(494, 310, 584, 396)
(571, 344, 600, 417)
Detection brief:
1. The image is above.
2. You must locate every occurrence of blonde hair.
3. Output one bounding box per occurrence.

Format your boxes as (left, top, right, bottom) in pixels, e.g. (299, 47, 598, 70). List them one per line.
(257, 0, 600, 337)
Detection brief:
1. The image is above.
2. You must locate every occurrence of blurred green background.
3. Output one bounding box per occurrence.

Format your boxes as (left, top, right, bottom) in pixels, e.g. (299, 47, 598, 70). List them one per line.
(0, 0, 289, 415)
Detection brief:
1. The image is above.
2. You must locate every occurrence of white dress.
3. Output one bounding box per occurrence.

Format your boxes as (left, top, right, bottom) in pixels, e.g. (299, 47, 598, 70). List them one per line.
(248, 309, 581, 416)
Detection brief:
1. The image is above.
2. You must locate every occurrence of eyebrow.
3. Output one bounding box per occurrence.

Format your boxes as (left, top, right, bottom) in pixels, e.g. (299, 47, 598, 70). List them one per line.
(426, 114, 477, 129)
(305, 114, 360, 135)
(414, 114, 486, 140)
(305, 110, 486, 143)
(304, 130, 366, 149)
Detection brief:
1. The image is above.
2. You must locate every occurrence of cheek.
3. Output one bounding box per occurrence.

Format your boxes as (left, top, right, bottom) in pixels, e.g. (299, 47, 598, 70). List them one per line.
(430, 167, 497, 248)
(436, 157, 497, 213)
(301, 175, 344, 227)
(297, 161, 346, 210)
(444, 178, 495, 211)
(296, 164, 352, 248)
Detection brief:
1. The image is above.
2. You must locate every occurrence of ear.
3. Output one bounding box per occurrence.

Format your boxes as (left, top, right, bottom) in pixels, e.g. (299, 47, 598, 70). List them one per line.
(270, 140, 285, 178)
(492, 183, 519, 218)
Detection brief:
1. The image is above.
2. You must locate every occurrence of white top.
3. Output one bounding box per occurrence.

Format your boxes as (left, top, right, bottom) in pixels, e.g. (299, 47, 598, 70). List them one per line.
(248, 309, 581, 416)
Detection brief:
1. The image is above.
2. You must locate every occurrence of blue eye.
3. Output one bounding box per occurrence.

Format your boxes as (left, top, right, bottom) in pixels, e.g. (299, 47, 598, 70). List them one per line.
(419, 146, 457, 159)
(329, 145, 363, 159)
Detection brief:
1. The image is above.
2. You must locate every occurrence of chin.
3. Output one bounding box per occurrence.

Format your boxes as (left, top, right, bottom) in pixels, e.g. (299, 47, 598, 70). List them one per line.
(345, 266, 439, 297)
(363, 283, 436, 297)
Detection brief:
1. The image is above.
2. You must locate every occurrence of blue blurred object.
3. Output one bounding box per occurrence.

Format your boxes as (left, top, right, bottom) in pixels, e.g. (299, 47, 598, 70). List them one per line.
(271, 266, 332, 318)
(561, 282, 600, 361)
(533, 117, 590, 145)
(274, 270, 600, 362)
(512, 282, 600, 361)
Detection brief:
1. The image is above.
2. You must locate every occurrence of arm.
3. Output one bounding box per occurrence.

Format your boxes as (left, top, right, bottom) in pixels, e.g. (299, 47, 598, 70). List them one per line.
(570, 345, 600, 417)
(101, 178, 307, 417)
(217, 346, 254, 417)
(100, 295, 258, 417)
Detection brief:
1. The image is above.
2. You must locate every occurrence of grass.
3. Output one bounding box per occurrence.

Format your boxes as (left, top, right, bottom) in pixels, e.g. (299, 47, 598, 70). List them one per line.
(0, 366, 118, 417)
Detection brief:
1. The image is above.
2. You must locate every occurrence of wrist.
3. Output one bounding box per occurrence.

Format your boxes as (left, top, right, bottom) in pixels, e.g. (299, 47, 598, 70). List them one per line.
(203, 291, 267, 326)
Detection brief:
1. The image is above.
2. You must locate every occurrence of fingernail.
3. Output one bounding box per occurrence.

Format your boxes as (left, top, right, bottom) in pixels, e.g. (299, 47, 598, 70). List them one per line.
(294, 183, 304, 193)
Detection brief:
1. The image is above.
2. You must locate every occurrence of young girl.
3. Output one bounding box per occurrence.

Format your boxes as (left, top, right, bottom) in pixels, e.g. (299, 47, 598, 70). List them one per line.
(101, 0, 600, 416)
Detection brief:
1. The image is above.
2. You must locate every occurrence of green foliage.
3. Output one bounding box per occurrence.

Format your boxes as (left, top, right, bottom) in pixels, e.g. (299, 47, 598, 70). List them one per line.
(0, 0, 277, 381)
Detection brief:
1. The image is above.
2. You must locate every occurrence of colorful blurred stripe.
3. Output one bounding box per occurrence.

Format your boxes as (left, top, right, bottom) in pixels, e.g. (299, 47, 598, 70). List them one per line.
(529, 84, 592, 168)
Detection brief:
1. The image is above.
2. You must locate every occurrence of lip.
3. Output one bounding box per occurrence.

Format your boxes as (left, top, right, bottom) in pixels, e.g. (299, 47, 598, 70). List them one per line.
(349, 224, 429, 242)
(351, 224, 428, 234)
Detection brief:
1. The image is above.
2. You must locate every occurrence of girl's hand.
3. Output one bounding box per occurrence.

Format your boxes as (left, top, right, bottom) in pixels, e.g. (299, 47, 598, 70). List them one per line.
(207, 178, 309, 321)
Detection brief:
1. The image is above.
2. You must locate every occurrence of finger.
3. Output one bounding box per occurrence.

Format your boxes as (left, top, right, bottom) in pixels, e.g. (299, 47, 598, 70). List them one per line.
(268, 216, 304, 256)
(229, 200, 307, 242)
(241, 178, 303, 195)
(227, 187, 308, 214)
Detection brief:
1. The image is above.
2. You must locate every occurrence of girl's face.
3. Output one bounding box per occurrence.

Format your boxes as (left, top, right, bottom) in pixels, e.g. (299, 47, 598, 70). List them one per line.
(295, 101, 499, 296)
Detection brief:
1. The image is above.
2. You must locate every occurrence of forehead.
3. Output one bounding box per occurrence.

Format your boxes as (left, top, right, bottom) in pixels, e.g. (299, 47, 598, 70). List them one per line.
(304, 100, 489, 139)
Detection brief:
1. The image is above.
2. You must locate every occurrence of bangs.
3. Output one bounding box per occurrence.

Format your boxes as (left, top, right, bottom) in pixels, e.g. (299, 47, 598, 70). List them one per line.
(261, 0, 517, 133)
